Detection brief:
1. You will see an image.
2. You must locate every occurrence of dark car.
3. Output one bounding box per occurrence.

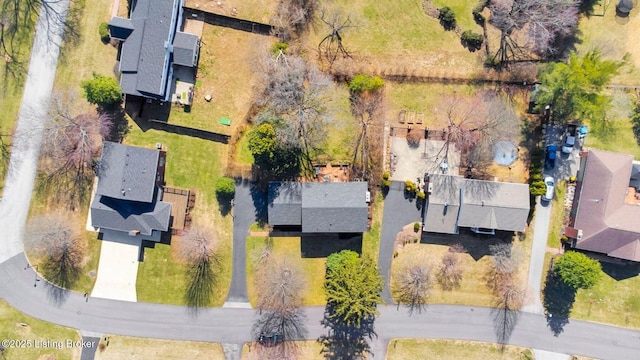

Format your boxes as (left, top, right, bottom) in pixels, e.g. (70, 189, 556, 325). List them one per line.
(545, 145, 557, 170)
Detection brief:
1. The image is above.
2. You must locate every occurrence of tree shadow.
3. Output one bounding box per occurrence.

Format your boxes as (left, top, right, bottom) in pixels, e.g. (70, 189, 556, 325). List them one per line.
(45, 282, 69, 307)
(492, 305, 520, 345)
(300, 233, 363, 258)
(318, 305, 377, 360)
(251, 308, 308, 359)
(184, 255, 219, 315)
(99, 104, 130, 143)
(216, 194, 233, 217)
(542, 272, 576, 336)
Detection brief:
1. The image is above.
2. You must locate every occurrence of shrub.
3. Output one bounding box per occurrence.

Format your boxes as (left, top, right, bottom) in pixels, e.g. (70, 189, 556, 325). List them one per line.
(553, 251, 602, 290)
(214, 177, 236, 201)
(417, 191, 426, 200)
(382, 179, 391, 188)
(349, 74, 384, 93)
(438, 7, 456, 30)
(383, 172, 390, 181)
(484, 54, 499, 68)
(81, 73, 122, 108)
(271, 41, 288, 54)
(405, 180, 417, 193)
(406, 131, 422, 147)
(461, 30, 483, 52)
(413, 222, 421, 232)
(530, 180, 546, 196)
(99, 22, 110, 43)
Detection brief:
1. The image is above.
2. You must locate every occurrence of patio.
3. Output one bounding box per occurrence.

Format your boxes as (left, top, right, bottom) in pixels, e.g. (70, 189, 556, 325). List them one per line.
(162, 187, 196, 234)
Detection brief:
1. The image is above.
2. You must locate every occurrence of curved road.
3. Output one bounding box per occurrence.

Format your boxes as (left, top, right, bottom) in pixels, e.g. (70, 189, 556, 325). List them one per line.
(2, 253, 640, 359)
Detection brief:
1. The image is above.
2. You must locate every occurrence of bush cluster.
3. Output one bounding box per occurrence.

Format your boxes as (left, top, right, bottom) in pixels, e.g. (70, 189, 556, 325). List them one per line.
(348, 74, 384, 93)
(461, 30, 483, 52)
(438, 7, 456, 30)
(405, 180, 417, 194)
(99, 22, 110, 43)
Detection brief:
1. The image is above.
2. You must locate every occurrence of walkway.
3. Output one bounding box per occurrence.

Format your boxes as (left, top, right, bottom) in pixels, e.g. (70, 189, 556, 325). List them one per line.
(378, 181, 423, 304)
(522, 198, 551, 314)
(1, 253, 639, 359)
(0, 0, 69, 263)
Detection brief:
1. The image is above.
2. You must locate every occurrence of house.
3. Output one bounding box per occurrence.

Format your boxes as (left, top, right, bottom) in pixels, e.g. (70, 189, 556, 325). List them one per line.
(565, 149, 640, 262)
(90, 142, 171, 242)
(424, 174, 530, 234)
(268, 182, 369, 233)
(108, 0, 199, 102)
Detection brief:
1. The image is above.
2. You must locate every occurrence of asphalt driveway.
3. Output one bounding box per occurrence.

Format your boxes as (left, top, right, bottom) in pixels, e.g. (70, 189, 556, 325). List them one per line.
(378, 181, 423, 303)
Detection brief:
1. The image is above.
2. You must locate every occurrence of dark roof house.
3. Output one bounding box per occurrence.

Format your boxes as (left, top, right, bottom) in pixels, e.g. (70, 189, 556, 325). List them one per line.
(268, 182, 369, 233)
(424, 174, 530, 234)
(566, 149, 640, 262)
(91, 142, 171, 242)
(108, 0, 199, 101)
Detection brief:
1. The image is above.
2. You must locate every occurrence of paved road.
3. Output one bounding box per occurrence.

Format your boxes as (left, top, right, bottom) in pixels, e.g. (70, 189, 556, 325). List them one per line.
(225, 179, 263, 305)
(1, 253, 639, 359)
(0, 0, 69, 263)
(377, 181, 423, 304)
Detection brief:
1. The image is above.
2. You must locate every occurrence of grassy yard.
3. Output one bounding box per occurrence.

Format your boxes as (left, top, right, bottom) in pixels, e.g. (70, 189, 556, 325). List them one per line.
(362, 193, 384, 262)
(575, 6, 640, 85)
(584, 118, 640, 159)
(391, 230, 532, 307)
(94, 335, 226, 360)
(0, 300, 81, 360)
(242, 340, 324, 360)
(546, 180, 567, 250)
(386, 339, 533, 360)
(311, 0, 483, 73)
(128, 128, 233, 306)
(246, 236, 327, 306)
(571, 263, 640, 328)
(168, 25, 274, 135)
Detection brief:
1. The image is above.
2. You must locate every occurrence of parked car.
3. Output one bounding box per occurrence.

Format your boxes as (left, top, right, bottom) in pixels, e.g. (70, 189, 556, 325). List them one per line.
(543, 176, 555, 201)
(562, 124, 578, 154)
(545, 145, 557, 170)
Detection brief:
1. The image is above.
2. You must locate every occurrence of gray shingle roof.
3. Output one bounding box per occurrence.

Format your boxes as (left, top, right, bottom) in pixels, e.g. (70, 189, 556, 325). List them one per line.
(424, 174, 462, 234)
(96, 142, 160, 203)
(117, 0, 179, 98)
(424, 175, 529, 234)
(268, 181, 369, 233)
(91, 190, 171, 236)
(457, 179, 530, 232)
(173, 32, 199, 67)
(301, 182, 368, 233)
(268, 182, 302, 226)
(108, 17, 134, 40)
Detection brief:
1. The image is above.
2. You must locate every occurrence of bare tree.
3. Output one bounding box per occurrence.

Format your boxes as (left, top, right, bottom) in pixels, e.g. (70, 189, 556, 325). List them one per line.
(432, 90, 519, 176)
(38, 93, 112, 209)
(489, 0, 579, 66)
(253, 258, 307, 359)
(486, 242, 522, 293)
(25, 213, 86, 289)
(350, 85, 385, 181)
(318, 10, 354, 68)
(255, 51, 334, 175)
(437, 252, 463, 291)
(176, 226, 220, 311)
(272, 0, 317, 42)
(393, 257, 433, 314)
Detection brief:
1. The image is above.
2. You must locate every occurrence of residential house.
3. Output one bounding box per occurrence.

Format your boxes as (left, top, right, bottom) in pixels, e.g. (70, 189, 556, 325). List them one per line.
(424, 174, 530, 234)
(108, 0, 199, 102)
(565, 149, 640, 262)
(268, 182, 369, 233)
(90, 142, 171, 242)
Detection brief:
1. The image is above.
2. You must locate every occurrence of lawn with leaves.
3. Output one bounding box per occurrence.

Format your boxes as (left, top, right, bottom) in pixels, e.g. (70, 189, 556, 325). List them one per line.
(94, 335, 226, 360)
(0, 300, 81, 360)
(547, 180, 567, 250)
(386, 339, 533, 360)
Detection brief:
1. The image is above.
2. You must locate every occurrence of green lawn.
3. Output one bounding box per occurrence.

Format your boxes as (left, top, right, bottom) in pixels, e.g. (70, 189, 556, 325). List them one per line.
(571, 264, 640, 328)
(547, 180, 567, 250)
(95, 335, 226, 360)
(246, 236, 327, 306)
(362, 192, 384, 262)
(235, 131, 254, 165)
(386, 339, 533, 360)
(584, 117, 640, 159)
(0, 300, 81, 360)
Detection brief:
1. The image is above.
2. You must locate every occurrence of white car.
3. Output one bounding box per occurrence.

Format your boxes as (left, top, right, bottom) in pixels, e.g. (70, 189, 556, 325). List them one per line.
(543, 176, 555, 201)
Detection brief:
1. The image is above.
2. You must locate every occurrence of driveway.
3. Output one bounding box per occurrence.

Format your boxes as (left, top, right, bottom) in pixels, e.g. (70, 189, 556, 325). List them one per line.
(224, 179, 263, 306)
(91, 232, 140, 302)
(378, 181, 423, 303)
(0, 0, 69, 264)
